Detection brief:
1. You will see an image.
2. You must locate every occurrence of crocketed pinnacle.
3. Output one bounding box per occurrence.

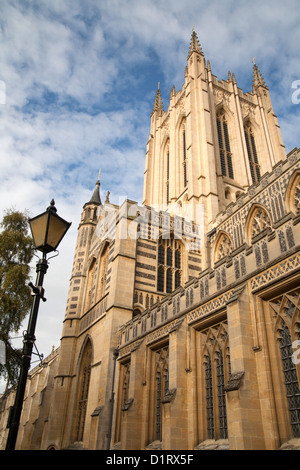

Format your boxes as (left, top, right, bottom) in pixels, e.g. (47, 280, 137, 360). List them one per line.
(188, 29, 203, 58)
(252, 61, 268, 90)
(152, 83, 164, 115)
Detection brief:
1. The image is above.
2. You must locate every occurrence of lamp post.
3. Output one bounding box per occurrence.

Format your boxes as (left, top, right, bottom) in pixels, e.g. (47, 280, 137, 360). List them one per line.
(5, 200, 71, 451)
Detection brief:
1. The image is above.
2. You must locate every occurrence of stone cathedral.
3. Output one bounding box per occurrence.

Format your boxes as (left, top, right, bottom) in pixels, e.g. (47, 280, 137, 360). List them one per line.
(1, 30, 300, 451)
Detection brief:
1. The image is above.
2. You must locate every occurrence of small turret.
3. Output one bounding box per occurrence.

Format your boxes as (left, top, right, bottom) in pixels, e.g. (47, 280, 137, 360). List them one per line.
(252, 59, 268, 90)
(87, 169, 102, 206)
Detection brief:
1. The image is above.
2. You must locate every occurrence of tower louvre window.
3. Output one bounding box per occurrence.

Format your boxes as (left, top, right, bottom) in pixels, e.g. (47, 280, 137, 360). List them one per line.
(157, 266, 164, 292)
(216, 111, 234, 179)
(244, 124, 261, 184)
(166, 268, 172, 293)
(157, 237, 181, 293)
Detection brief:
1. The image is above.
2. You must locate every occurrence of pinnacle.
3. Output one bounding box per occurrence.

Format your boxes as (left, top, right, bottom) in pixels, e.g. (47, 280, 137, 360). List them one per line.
(252, 61, 268, 89)
(188, 28, 203, 58)
(152, 83, 164, 115)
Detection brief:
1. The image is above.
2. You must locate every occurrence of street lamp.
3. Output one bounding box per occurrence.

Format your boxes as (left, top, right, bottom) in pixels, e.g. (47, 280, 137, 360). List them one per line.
(5, 200, 71, 451)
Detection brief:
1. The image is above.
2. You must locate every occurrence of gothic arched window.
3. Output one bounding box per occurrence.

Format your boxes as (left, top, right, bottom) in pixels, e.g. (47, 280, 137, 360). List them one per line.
(270, 292, 300, 437)
(286, 172, 300, 216)
(216, 110, 234, 179)
(244, 123, 261, 184)
(247, 205, 272, 240)
(214, 232, 232, 262)
(74, 340, 92, 442)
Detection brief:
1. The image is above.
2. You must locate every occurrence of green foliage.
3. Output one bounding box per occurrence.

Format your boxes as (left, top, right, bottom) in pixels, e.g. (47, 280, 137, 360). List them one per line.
(0, 209, 35, 388)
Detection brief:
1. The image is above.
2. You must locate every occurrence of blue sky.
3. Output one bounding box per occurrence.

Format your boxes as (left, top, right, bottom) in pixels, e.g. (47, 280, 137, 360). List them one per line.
(0, 0, 299, 388)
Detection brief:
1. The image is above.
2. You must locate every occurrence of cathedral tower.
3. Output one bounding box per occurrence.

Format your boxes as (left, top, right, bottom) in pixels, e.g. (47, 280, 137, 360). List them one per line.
(143, 30, 286, 234)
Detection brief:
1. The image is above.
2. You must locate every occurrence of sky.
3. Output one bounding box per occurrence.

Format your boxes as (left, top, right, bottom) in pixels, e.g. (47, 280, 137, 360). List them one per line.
(0, 0, 299, 391)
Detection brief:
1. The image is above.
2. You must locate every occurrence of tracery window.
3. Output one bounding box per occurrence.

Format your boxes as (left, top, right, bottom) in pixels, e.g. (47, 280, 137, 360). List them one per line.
(294, 181, 300, 214)
(248, 206, 272, 239)
(216, 110, 234, 179)
(244, 123, 261, 184)
(201, 321, 230, 441)
(270, 291, 300, 438)
(215, 232, 232, 262)
(157, 237, 182, 293)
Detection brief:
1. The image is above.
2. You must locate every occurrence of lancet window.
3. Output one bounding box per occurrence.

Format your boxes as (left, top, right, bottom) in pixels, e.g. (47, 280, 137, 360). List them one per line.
(74, 340, 92, 442)
(154, 345, 169, 441)
(115, 360, 131, 443)
(244, 123, 261, 184)
(216, 110, 234, 179)
(201, 321, 230, 441)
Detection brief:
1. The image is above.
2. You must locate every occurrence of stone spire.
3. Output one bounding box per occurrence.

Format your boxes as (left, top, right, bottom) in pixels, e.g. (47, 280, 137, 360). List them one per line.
(252, 59, 268, 90)
(152, 82, 164, 116)
(88, 169, 102, 205)
(188, 27, 203, 58)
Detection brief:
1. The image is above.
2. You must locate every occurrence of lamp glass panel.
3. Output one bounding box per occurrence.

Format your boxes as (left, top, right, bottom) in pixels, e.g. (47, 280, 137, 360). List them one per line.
(29, 213, 49, 249)
(47, 213, 69, 250)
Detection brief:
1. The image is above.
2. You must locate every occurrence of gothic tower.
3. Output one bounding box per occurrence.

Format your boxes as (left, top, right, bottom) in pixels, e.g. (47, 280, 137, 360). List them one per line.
(143, 30, 286, 245)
